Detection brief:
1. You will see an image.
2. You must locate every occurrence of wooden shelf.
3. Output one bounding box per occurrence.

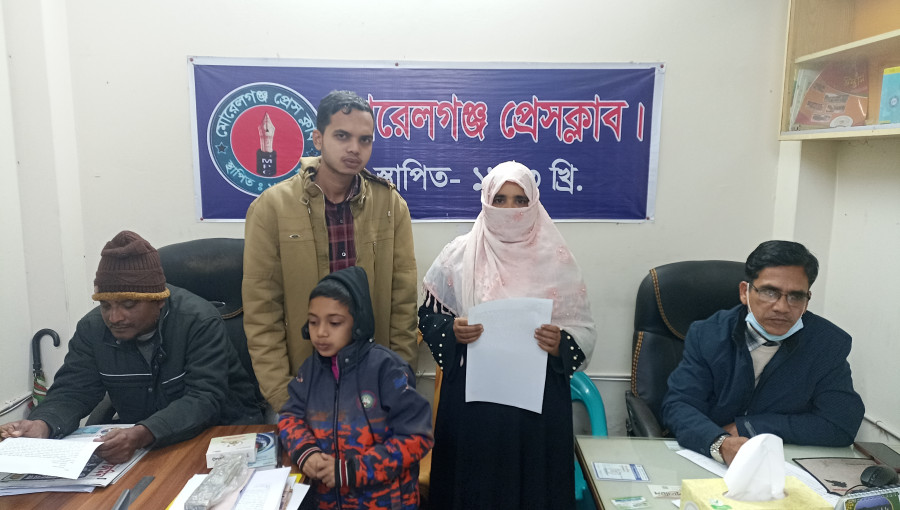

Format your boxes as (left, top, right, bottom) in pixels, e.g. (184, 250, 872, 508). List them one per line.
(780, 123, 900, 141)
(795, 28, 900, 66)
(780, 0, 900, 141)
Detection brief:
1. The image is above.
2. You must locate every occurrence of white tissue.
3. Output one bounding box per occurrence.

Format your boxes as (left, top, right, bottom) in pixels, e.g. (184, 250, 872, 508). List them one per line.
(723, 433, 786, 501)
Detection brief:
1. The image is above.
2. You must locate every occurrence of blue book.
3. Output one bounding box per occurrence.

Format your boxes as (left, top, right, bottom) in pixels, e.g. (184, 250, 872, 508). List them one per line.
(247, 432, 277, 470)
(878, 66, 900, 124)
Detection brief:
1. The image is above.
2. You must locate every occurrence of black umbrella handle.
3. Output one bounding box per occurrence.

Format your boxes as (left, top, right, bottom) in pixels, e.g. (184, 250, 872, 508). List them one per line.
(31, 328, 61, 373)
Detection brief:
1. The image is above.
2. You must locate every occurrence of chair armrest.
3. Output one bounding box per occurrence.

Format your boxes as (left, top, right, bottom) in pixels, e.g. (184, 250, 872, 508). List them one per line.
(625, 391, 664, 437)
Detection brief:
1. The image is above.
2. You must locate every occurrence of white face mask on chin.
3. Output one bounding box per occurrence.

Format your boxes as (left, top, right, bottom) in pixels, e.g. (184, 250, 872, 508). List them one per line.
(745, 301, 803, 342)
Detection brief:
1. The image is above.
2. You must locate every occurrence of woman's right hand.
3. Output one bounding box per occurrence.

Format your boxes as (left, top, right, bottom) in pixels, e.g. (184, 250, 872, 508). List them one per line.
(453, 317, 483, 344)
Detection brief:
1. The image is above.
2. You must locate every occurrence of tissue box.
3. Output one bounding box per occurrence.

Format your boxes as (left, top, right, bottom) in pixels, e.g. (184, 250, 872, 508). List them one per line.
(205, 432, 257, 468)
(680, 476, 831, 510)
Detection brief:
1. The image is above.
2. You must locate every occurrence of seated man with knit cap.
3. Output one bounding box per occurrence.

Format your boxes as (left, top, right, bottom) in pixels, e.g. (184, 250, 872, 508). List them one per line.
(0, 231, 263, 463)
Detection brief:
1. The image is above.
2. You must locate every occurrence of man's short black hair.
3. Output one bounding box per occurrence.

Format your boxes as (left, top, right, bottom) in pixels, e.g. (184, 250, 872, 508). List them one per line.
(316, 90, 374, 133)
(745, 240, 819, 286)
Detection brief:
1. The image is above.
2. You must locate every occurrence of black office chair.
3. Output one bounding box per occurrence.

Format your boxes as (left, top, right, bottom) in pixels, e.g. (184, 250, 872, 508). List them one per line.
(625, 260, 745, 437)
(88, 238, 266, 424)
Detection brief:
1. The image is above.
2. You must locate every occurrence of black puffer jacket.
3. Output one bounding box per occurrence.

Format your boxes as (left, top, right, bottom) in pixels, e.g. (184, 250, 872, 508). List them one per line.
(31, 285, 262, 446)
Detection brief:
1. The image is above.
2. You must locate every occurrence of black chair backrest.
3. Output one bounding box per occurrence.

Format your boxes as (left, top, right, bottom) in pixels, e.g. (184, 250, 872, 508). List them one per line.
(157, 238, 264, 405)
(630, 260, 746, 430)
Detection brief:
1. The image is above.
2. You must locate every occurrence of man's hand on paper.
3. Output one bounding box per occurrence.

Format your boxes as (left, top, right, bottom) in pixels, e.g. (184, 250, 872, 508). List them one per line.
(721, 436, 749, 466)
(719, 422, 749, 466)
(0, 419, 50, 439)
(534, 324, 561, 357)
(453, 317, 483, 344)
(94, 424, 154, 464)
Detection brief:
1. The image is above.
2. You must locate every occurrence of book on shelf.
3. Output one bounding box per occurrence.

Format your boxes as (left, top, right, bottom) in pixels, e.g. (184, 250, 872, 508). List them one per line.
(790, 60, 868, 131)
(878, 65, 900, 125)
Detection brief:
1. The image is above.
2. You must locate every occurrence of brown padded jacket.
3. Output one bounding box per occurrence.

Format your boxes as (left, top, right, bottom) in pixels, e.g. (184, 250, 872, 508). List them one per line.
(242, 156, 418, 411)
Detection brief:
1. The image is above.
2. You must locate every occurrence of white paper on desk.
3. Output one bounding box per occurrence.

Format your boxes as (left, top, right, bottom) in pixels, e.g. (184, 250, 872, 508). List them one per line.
(167, 474, 249, 510)
(170, 468, 295, 510)
(675, 448, 727, 477)
(465, 298, 551, 414)
(234, 466, 291, 510)
(0, 437, 102, 479)
(169, 474, 205, 510)
(286, 482, 311, 510)
(592, 462, 650, 481)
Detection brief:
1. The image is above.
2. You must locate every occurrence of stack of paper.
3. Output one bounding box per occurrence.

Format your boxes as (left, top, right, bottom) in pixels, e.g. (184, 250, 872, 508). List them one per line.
(0, 424, 147, 496)
(168, 467, 308, 510)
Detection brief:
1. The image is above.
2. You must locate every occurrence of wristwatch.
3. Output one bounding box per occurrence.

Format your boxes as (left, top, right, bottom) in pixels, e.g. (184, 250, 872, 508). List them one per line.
(710, 434, 729, 464)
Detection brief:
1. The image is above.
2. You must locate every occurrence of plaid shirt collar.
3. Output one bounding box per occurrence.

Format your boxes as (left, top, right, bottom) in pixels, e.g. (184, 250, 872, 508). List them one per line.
(745, 321, 780, 352)
(317, 173, 360, 205)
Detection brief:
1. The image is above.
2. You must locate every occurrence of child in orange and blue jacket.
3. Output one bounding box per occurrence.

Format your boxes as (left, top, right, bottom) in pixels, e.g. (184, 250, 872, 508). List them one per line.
(279, 266, 433, 510)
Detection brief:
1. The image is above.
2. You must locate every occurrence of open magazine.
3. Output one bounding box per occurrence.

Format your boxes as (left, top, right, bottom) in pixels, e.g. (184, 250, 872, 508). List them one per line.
(0, 424, 148, 496)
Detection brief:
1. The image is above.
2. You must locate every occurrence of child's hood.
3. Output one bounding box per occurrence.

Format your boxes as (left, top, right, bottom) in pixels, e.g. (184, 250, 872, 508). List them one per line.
(321, 266, 375, 344)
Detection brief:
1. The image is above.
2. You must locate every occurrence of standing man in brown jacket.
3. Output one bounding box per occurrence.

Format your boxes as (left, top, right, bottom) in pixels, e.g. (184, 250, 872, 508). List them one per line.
(243, 90, 418, 413)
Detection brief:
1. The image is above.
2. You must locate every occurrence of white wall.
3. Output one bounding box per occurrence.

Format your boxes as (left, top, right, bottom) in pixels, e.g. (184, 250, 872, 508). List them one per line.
(2, 0, 791, 435)
(0, 3, 34, 421)
(772, 136, 900, 442)
(825, 139, 900, 441)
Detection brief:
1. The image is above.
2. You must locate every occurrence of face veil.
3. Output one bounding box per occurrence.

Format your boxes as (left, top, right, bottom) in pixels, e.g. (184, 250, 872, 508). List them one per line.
(423, 161, 597, 367)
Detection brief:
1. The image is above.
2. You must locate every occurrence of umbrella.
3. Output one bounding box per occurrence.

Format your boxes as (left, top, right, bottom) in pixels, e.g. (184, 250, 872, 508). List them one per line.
(28, 328, 60, 412)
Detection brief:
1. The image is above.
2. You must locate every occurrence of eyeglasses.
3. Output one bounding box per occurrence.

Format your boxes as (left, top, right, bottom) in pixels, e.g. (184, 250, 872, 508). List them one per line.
(749, 282, 810, 307)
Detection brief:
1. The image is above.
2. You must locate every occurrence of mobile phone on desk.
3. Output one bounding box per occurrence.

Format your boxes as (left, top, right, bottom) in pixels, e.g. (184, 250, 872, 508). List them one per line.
(855, 441, 900, 472)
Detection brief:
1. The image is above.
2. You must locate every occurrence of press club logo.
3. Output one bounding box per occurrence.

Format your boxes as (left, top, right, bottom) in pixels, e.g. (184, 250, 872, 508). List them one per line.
(207, 82, 318, 196)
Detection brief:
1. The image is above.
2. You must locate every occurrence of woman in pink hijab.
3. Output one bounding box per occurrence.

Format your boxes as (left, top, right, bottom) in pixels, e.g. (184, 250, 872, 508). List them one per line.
(420, 161, 596, 510)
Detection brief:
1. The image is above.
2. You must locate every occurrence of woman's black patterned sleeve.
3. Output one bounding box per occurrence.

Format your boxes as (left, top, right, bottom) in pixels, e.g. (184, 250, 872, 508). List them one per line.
(418, 291, 462, 376)
(548, 329, 587, 377)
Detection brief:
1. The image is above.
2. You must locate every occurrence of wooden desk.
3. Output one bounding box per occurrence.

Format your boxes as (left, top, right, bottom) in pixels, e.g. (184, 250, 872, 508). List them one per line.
(1, 425, 292, 510)
(575, 436, 860, 510)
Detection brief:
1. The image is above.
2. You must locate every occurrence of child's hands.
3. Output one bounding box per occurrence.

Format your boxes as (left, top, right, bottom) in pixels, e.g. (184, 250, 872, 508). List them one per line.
(300, 452, 337, 488)
(300, 452, 328, 480)
(318, 454, 336, 488)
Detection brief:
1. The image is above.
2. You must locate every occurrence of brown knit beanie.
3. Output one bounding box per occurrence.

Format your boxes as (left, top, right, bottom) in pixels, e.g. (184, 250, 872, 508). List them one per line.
(91, 231, 171, 301)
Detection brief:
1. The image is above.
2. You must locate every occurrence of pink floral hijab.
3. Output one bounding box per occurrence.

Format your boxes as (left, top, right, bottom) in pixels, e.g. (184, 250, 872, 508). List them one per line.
(423, 161, 596, 367)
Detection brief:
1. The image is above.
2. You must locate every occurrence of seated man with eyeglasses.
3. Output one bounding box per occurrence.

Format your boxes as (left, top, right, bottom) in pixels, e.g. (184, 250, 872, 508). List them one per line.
(661, 240, 864, 466)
